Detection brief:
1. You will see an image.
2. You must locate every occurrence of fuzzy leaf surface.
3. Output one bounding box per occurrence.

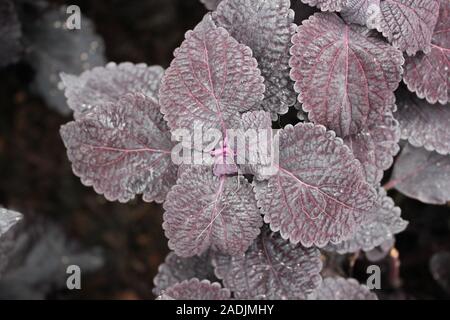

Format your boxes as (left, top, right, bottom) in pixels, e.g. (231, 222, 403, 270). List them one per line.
(255, 123, 376, 247)
(157, 278, 230, 300)
(403, 0, 449, 104)
(395, 91, 450, 155)
(326, 188, 407, 253)
(159, 16, 264, 137)
(152, 251, 216, 296)
(377, 0, 440, 55)
(290, 13, 403, 137)
(61, 62, 164, 119)
(390, 144, 450, 204)
(60, 93, 176, 203)
(344, 111, 400, 185)
(213, 226, 322, 300)
(213, 0, 296, 117)
(163, 166, 262, 257)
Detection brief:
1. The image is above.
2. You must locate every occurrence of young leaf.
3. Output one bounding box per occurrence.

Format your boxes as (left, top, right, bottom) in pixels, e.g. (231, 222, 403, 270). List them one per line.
(389, 144, 450, 205)
(290, 13, 403, 137)
(25, 6, 106, 115)
(344, 111, 400, 185)
(395, 91, 450, 155)
(311, 277, 378, 300)
(212, 226, 322, 300)
(213, 0, 296, 117)
(200, 0, 222, 10)
(60, 93, 177, 203)
(163, 166, 262, 257)
(300, 0, 347, 12)
(61, 62, 164, 119)
(377, 0, 440, 56)
(157, 278, 230, 300)
(0, 0, 22, 68)
(403, 0, 449, 104)
(159, 15, 265, 137)
(326, 188, 407, 254)
(152, 251, 216, 296)
(0, 208, 22, 238)
(254, 123, 376, 247)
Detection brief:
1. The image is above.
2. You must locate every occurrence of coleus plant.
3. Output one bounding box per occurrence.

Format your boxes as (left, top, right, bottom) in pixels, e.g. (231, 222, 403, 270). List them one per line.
(57, 0, 449, 300)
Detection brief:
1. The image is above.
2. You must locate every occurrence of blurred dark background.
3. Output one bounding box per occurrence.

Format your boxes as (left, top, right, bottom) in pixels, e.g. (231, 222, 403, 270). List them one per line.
(0, 0, 449, 299)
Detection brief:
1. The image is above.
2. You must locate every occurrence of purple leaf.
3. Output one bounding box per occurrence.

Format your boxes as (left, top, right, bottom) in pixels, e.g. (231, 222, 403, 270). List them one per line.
(341, 0, 381, 27)
(61, 62, 163, 119)
(254, 123, 376, 247)
(395, 91, 450, 155)
(213, 0, 296, 117)
(390, 144, 450, 204)
(159, 15, 265, 137)
(300, 0, 347, 11)
(0, 208, 22, 238)
(344, 111, 400, 185)
(200, 0, 222, 10)
(290, 13, 403, 137)
(60, 93, 177, 203)
(212, 226, 322, 300)
(403, 0, 449, 104)
(25, 6, 106, 115)
(311, 277, 378, 300)
(152, 251, 216, 296)
(377, 0, 440, 56)
(326, 188, 407, 254)
(0, 0, 22, 68)
(157, 278, 230, 300)
(163, 166, 262, 257)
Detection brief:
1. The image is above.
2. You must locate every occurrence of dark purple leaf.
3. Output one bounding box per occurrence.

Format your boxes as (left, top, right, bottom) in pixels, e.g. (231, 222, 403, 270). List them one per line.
(390, 144, 450, 204)
(152, 251, 216, 296)
(290, 13, 403, 137)
(60, 93, 177, 203)
(377, 0, 440, 56)
(254, 123, 376, 247)
(61, 62, 163, 119)
(0, 0, 22, 67)
(213, 0, 296, 118)
(25, 6, 106, 115)
(311, 277, 378, 300)
(326, 188, 407, 254)
(157, 278, 230, 300)
(344, 111, 400, 185)
(403, 0, 449, 104)
(395, 91, 450, 155)
(159, 15, 265, 138)
(163, 166, 262, 257)
(213, 226, 322, 300)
